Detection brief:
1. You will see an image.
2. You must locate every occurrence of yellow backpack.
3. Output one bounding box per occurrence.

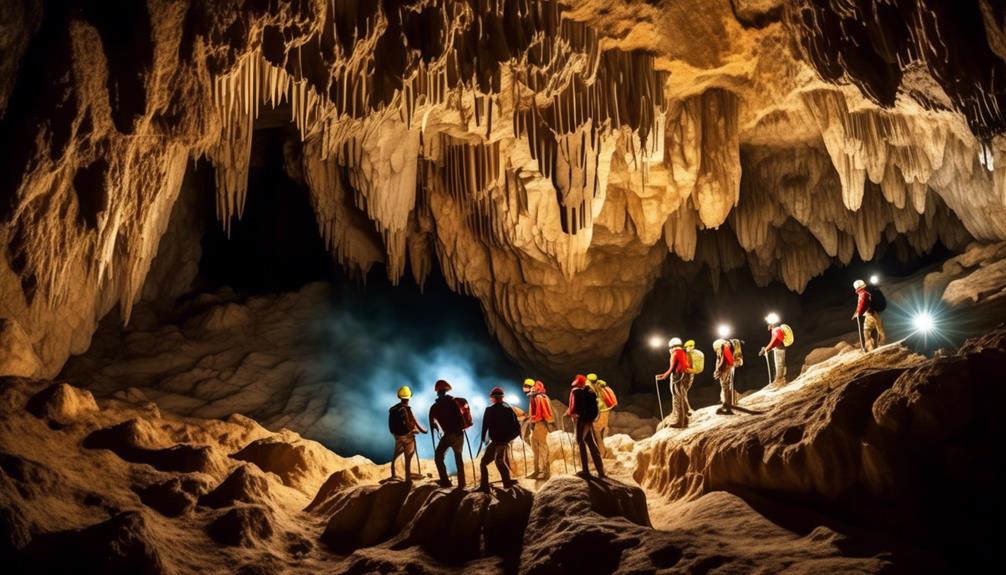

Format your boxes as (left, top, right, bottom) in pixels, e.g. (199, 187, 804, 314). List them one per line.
(780, 324, 794, 347)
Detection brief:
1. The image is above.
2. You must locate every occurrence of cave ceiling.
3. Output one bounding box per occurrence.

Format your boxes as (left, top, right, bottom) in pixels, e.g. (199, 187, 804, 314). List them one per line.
(1, 0, 1005, 377)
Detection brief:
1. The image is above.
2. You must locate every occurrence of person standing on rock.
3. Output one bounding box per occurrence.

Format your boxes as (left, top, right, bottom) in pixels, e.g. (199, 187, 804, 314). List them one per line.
(566, 375, 605, 478)
(852, 279, 886, 351)
(429, 379, 466, 489)
(590, 376, 617, 458)
(759, 316, 789, 385)
(712, 339, 737, 415)
(479, 387, 521, 491)
(523, 379, 555, 479)
(655, 338, 691, 428)
(389, 386, 427, 483)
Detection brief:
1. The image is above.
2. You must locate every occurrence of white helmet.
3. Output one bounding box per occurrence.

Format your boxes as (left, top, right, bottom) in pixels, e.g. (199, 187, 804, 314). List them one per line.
(853, 279, 866, 290)
(668, 337, 682, 348)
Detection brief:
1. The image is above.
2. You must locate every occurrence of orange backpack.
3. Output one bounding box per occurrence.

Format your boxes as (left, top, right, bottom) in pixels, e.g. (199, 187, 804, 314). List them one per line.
(598, 386, 618, 410)
(532, 395, 555, 423)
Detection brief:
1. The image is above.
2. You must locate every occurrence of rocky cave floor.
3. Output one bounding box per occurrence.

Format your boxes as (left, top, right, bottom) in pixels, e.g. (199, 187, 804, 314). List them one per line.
(3, 314, 1004, 573)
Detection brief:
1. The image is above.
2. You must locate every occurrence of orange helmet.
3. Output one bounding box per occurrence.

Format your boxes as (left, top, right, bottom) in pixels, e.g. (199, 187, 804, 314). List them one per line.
(434, 379, 451, 392)
(490, 386, 504, 397)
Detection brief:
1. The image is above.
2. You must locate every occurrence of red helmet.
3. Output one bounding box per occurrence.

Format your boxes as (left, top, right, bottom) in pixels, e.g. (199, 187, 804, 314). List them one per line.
(571, 374, 587, 388)
(490, 386, 504, 397)
(435, 380, 451, 392)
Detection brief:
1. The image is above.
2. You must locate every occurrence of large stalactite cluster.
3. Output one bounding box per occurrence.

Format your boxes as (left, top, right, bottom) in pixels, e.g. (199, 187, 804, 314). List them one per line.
(1, 0, 1006, 379)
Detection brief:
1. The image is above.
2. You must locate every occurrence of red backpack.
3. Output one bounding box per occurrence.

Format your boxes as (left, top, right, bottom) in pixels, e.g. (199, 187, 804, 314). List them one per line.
(454, 398, 473, 429)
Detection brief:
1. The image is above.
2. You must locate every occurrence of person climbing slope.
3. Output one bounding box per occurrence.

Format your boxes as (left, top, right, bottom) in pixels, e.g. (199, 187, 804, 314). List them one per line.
(655, 338, 691, 428)
(523, 378, 554, 480)
(389, 386, 427, 483)
(567, 375, 605, 478)
(852, 279, 886, 351)
(479, 387, 521, 492)
(428, 379, 466, 489)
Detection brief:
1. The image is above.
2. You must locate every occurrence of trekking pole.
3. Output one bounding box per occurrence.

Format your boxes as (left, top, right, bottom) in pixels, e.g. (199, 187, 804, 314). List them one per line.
(653, 375, 665, 420)
(463, 429, 477, 483)
(554, 422, 569, 474)
(520, 437, 528, 478)
(764, 352, 773, 385)
(416, 432, 424, 477)
(855, 315, 866, 352)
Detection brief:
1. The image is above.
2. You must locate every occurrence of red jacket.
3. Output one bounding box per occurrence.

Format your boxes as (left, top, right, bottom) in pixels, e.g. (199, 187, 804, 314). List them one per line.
(721, 343, 734, 367)
(669, 347, 689, 373)
(766, 327, 785, 351)
(855, 288, 871, 316)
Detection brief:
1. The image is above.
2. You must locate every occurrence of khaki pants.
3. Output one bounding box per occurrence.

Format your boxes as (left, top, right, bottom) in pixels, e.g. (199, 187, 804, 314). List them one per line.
(718, 367, 735, 408)
(863, 310, 886, 351)
(575, 418, 604, 476)
(530, 421, 550, 477)
(773, 348, 787, 384)
(670, 373, 692, 427)
(592, 411, 609, 458)
(392, 434, 417, 478)
(434, 432, 465, 487)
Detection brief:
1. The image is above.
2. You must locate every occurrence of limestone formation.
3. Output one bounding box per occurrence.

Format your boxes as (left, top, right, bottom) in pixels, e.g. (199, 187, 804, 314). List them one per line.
(3, 0, 1005, 378)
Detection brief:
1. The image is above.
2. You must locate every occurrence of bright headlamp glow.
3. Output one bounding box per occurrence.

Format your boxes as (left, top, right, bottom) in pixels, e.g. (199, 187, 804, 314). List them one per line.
(869, 274, 879, 285)
(765, 312, 780, 325)
(913, 312, 935, 334)
(648, 335, 664, 349)
(717, 324, 732, 338)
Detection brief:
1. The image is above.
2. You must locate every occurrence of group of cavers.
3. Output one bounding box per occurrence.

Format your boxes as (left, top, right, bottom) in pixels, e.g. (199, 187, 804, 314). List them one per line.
(387, 375, 618, 490)
(386, 279, 887, 488)
(656, 278, 888, 427)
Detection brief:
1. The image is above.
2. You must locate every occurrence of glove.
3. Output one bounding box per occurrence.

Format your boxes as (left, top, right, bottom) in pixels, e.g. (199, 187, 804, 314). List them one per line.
(758, 347, 766, 357)
(851, 314, 858, 320)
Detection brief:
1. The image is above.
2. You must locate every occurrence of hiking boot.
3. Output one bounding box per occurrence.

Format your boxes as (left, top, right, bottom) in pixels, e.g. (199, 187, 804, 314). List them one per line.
(526, 471, 540, 479)
(716, 407, 733, 415)
(436, 479, 453, 488)
(478, 482, 491, 493)
(575, 470, 592, 479)
(502, 479, 518, 488)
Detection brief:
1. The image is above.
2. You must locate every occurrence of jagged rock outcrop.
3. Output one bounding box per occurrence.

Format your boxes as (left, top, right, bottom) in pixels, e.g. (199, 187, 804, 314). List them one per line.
(2, 0, 1005, 380)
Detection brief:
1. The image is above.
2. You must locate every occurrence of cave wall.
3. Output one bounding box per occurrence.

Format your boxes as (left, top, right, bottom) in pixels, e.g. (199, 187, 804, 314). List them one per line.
(1, 0, 1005, 379)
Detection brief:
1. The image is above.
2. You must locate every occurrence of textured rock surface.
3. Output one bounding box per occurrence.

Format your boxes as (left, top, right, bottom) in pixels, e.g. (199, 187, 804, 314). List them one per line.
(5, 323, 1005, 572)
(2, 0, 1005, 380)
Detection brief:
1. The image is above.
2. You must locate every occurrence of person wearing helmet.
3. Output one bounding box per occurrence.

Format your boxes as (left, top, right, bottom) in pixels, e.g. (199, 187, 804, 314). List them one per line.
(566, 375, 605, 478)
(479, 387, 520, 492)
(712, 339, 736, 415)
(852, 279, 886, 351)
(428, 379, 466, 489)
(655, 338, 690, 428)
(759, 316, 787, 385)
(388, 386, 427, 483)
(524, 379, 554, 480)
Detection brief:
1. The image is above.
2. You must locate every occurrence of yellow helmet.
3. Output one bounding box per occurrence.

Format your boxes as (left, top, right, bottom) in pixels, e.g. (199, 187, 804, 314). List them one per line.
(397, 386, 412, 399)
(586, 373, 598, 382)
(684, 339, 695, 350)
(523, 378, 535, 388)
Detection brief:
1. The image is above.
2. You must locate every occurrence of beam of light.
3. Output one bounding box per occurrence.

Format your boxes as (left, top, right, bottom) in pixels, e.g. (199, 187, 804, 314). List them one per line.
(648, 335, 664, 349)
(717, 323, 732, 338)
(913, 312, 934, 334)
(764, 312, 780, 325)
(869, 274, 879, 285)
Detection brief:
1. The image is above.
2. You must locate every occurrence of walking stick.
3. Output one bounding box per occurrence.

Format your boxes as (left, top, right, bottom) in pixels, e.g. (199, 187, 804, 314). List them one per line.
(855, 315, 866, 352)
(764, 352, 773, 385)
(554, 422, 569, 474)
(653, 375, 665, 420)
(463, 429, 477, 483)
(415, 432, 424, 477)
(520, 437, 528, 478)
